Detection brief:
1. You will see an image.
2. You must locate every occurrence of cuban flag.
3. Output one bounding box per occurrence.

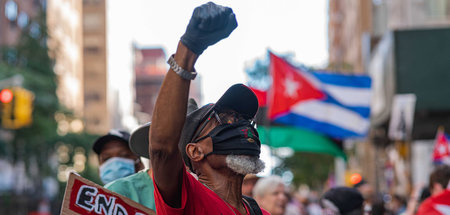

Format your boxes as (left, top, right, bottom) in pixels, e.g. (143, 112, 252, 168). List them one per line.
(433, 129, 450, 165)
(268, 53, 372, 139)
(416, 190, 450, 215)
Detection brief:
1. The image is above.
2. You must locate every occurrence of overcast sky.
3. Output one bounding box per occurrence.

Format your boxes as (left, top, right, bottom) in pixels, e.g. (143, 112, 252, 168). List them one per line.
(116, 0, 329, 103)
(107, 0, 329, 175)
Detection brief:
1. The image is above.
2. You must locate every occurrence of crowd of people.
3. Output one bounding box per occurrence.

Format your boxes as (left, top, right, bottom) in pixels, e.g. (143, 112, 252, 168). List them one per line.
(91, 127, 450, 215)
(87, 2, 449, 215)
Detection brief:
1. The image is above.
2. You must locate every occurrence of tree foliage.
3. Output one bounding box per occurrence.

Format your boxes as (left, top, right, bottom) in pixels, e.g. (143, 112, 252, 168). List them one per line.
(244, 52, 299, 90)
(245, 55, 271, 90)
(0, 9, 59, 175)
(0, 9, 99, 213)
(274, 152, 334, 189)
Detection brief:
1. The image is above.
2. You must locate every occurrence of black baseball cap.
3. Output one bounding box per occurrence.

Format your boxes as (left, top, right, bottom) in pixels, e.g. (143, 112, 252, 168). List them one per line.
(321, 187, 364, 214)
(92, 129, 131, 155)
(179, 84, 259, 171)
(353, 179, 367, 188)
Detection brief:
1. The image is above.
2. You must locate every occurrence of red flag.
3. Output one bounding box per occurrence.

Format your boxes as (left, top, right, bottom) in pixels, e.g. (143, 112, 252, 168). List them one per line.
(416, 189, 450, 215)
(249, 87, 267, 107)
(433, 128, 450, 164)
(268, 52, 325, 119)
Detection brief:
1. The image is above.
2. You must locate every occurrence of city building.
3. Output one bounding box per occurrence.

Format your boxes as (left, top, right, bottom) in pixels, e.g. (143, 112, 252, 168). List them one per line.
(133, 46, 165, 124)
(47, 0, 84, 121)
(1, 0, 86, 133)
(328, 0, 450, 194)
(0, 0, 41, 47)
(328, 0, 450, 74)
(328, 0, 372, 74)
(133, 45, 202, 125)
(45, 0, 143, 135)
(82, 0, 109, 134)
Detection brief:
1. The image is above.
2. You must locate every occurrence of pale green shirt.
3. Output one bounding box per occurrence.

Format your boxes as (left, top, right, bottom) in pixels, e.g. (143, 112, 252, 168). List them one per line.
(104, 170, 155, 211)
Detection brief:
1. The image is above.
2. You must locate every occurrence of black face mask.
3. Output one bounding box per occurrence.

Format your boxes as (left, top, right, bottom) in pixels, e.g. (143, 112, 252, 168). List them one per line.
(193, 120, 261, 157)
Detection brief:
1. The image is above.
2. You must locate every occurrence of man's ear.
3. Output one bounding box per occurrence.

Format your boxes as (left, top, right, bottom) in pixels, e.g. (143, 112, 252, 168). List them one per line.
(186, 143, 205, 162)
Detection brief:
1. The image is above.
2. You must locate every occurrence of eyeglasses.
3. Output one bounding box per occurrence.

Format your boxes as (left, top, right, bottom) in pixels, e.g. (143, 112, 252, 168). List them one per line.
(191, 110, 256, 143)
(191, 110, 221, 143)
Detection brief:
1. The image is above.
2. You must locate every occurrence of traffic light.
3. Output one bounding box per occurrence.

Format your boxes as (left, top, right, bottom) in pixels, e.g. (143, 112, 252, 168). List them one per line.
(0, 89, 13, 103)
(349, 173, 362, 185)
(0, 87, 34, 129)
(345, 171, 363, 186)
(1, 88, 14, 128)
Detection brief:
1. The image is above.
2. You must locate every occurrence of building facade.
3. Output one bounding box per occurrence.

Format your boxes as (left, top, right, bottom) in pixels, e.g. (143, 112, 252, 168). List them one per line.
(47, 0, 84, 119)
(0, 0, 41, 47)
(328, 0, 450, 74)
(386, 0, 450, 30)
(133, 47, 166, 124)
(133, 46, 202, 125)
(329, 0, 450, 194)
(82, 0, 109, 134)
(328, 0, 372, 74)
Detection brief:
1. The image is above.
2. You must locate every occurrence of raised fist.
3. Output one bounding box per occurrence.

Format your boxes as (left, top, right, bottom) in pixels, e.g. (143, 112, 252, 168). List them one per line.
(180, 2, 238, 55)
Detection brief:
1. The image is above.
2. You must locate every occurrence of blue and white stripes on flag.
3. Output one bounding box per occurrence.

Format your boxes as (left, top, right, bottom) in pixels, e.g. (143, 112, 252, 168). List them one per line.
(274, 71, 372, 139)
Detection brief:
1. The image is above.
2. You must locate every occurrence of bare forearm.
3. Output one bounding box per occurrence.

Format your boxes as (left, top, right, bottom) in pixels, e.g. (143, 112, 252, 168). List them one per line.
(149, 42, 198, 207)
(150, 42, 198, 153)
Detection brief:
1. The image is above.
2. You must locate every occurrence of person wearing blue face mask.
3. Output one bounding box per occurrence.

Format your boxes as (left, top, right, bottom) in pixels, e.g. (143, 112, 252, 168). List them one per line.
(101, 124, 157, 212)
(92, 129, 144, 185)
(94, 129, 156, 213)
(103, 100, 199, 212)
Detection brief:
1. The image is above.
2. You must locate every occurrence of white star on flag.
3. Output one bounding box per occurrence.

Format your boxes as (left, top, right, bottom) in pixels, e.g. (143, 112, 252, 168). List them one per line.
(439, 144, 448, 155)
(284, 72, 300, 97)
(435, 204, 450, 214)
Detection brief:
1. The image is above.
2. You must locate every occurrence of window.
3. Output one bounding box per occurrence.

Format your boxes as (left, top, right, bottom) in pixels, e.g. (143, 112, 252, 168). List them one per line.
(84, 92, 101, 102)
(83, 0, 101, 5)
(84, 46, 100, 54)
(5, 0, 18, 21)
(29, 22, 41, 38)
(83, 13, 102, 31)
(17, 12, 28, 28)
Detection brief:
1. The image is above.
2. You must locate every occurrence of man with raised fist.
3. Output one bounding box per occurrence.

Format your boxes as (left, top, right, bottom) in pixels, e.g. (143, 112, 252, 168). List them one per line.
(149, 2, 268, 214)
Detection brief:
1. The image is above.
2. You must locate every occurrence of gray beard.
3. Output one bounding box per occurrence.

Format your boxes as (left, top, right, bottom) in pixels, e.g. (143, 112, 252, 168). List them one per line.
(225, 155, 265, 175)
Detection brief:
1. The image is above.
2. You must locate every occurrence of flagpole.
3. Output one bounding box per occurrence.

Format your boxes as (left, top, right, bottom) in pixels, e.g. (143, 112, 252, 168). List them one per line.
(265, 50, 273, 175)
(433, 125, 447, 165)
(438, 125, 445, 134)
(263, 107, 274, 175)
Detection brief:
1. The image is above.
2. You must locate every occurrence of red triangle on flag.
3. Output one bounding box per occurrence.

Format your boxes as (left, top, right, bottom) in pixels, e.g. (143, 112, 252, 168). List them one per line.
(268, 53, 325, 119)
(249, 87, 267, 107)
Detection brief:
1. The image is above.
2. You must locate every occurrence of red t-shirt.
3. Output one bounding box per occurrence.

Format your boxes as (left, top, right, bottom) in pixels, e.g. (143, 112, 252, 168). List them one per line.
(416, 189, 450, 215)
(153, 166, 270, 215)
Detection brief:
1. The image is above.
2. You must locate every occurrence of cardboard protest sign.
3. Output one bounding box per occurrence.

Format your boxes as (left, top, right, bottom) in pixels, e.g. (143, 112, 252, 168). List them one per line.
(61, 172, 155, 215)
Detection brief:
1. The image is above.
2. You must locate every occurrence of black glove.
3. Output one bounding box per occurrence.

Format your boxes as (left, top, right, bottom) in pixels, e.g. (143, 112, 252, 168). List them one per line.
(180, 2, 238, 55)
